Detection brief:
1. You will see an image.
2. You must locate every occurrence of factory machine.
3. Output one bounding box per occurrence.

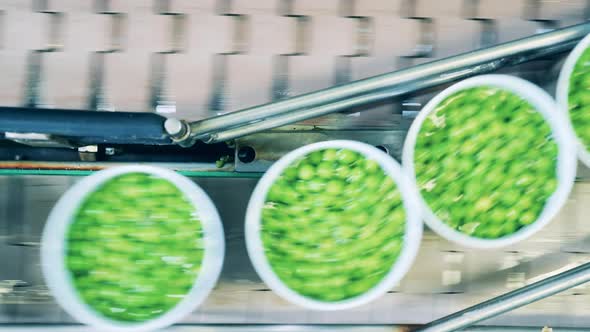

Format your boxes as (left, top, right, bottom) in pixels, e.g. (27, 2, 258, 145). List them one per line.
(2, 1, 590, 331)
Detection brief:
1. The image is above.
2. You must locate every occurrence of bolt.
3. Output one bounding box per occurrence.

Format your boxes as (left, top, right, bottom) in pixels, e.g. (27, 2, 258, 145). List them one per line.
(237, 146, 256, 163)
(164, 118, 187, 138)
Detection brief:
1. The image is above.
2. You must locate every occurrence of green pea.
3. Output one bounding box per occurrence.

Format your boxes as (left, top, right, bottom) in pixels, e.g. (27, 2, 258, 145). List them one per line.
(282, 276, 306, 291)
(459, 222, 480, 235)
(274, 186, 301, 204)
(475, 225, 503, 239)
(322, 149, 338, 161)
(325, 180, 345, 195)
(501, 221, 519, 235)
(379, 239, 403, 256)
(345, 274, 385, 297)
(569, 49, 590, 150)
(543, 178, 557, 196)
(67, 256, 91, 272)
(384, 190, 402, 207)
(283, 167, 299, 180)
(358, 223, 379, 240)
(298, 164, 315, 180)
(336, 149, 358, 163)
(364, 175, 381, 190)
(294, 264, 335, 278)
(519, 211, 537, 226)
(489, 209, 505, 224)
(314, 290, 348, 302)
(349, 211, 370, 227)
(308, 151, 324, 165)
(335, 165, 353, 179)
(357, 194, 382, 211)
(333, 225, 357, 239)
(364, 159, 380, 173)
(474, 196, 494, 213)
(372, 203, 392, 220)
(317, 162, 334, 178)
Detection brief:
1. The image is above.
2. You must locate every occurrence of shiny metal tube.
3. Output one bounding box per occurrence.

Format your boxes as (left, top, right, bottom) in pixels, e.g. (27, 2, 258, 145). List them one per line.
(204, 91, 393, 143)
(418, 262, 590, 332)
(184, 22, 590, 143)
(205, 59, 493, 142)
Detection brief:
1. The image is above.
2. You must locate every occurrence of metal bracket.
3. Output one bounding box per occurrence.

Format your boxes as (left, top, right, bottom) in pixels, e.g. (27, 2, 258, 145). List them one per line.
(234, 128, 406, 172)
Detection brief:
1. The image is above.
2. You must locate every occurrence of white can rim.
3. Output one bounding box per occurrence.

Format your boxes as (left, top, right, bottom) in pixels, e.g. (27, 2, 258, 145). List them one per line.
(402, 74, 577, 249)
(556, 32, 590, 167)
(40, 165, 225, 332)
(245, 140, 423, 310)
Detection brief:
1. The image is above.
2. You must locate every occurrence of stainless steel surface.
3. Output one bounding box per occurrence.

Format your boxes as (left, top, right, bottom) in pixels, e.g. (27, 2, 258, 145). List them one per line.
(187, 22, 590, 144)
(419, 262, 590, 332)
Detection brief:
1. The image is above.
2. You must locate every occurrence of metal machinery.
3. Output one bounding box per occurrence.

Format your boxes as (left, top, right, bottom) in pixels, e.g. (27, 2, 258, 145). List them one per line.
(3, 0, 590, 331)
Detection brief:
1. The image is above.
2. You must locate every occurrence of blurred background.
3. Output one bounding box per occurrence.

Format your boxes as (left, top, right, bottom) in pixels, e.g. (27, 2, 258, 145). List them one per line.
(2, 0, 590, 331)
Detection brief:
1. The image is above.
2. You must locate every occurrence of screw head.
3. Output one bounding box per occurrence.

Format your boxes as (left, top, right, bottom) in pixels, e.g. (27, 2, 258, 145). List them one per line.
(164, 118, 184, 137)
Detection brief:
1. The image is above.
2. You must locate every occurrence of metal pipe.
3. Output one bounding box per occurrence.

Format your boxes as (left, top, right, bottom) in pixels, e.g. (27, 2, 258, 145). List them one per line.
(0, 106, 172, 145)
(205, 91, 393, 143)
(417, 262, 590, 332)
(184, 22, 590, 143)
(205, 58, 499, 142)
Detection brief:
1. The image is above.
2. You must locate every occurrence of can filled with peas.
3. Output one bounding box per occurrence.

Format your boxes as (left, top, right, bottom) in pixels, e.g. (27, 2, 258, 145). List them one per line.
(41, 166, 224, 332)
(557, 33, 590, 167)
(403, 74, 577, 249)
(245, 140, 422, 310)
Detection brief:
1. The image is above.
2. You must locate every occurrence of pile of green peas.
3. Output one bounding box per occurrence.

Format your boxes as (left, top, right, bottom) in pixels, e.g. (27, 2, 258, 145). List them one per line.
(568, 47, 590, 151)
(66, 173, 204, 322)
(414, 87, 558, 239)
(262, 148, 406, 302)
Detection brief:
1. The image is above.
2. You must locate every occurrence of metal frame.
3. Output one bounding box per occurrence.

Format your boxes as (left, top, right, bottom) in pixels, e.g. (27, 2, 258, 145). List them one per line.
(0, 106, 171, 145)
(416, 260, 590, 331)
(166, 21, 590, 145)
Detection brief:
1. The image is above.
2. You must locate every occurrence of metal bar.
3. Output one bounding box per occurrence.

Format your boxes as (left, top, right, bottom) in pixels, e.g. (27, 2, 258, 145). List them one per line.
(0, 106, 171, 145)
(0, 326, 587, 332)
(0, 325, 404, 332)
(183, 22, 590, 143)
(205, 91, 393, 142)
(417, 262, 590, 332)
